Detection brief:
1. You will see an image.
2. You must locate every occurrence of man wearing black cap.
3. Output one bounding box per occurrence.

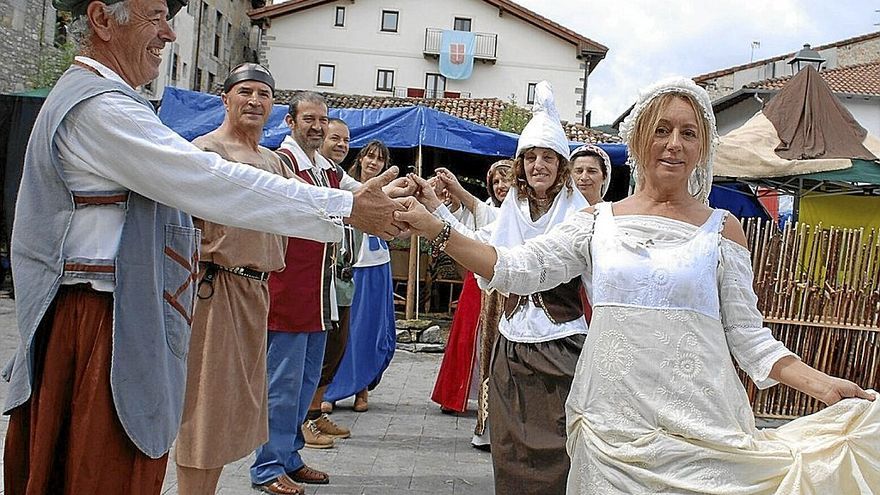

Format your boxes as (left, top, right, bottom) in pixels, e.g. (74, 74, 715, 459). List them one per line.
(173, 63, 292, 495)
(1, 0, 406, 493)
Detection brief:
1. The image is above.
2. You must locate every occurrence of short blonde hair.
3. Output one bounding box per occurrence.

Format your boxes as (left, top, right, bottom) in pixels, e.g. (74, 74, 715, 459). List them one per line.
(629, 92, 711, 181)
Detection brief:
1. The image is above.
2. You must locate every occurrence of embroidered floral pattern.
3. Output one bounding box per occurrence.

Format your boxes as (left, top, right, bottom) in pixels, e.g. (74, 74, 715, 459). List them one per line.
(593, 328, 634, 381)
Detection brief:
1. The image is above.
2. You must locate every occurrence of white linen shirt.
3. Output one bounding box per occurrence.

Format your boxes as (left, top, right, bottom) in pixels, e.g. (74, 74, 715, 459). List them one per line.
(58, 57, 353, 291)
(435, 200, 589, 344)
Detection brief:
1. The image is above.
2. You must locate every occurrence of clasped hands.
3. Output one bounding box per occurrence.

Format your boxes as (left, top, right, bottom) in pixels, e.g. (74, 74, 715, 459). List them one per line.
(345, 166, 457, 241)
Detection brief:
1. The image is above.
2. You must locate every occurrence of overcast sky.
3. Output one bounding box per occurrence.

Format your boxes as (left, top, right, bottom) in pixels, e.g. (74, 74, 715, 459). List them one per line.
(514, 0, 879, 125)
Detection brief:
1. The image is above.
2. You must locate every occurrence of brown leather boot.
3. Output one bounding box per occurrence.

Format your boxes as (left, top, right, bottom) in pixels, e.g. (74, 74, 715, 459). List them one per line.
(301, 420, 334, 449)
(314, 413, 351, 439)
(353, 389, 368, 412)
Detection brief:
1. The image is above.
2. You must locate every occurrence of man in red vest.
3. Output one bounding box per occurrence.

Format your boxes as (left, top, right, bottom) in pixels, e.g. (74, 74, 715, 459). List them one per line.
(251, 93, 363, 495)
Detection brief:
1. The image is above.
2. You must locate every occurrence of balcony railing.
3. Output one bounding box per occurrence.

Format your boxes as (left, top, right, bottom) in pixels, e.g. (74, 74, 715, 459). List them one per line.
(424, 28, 497, 61)
(393, 87, 472, 99)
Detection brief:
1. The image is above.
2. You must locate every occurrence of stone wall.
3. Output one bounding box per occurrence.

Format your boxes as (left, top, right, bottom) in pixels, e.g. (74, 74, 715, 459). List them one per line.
(0, 0, 54, 93)
(837, 37, 880, 67)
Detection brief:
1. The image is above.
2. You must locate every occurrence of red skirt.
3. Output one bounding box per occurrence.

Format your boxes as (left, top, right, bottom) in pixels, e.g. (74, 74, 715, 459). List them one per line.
(431, 273, 482, 412)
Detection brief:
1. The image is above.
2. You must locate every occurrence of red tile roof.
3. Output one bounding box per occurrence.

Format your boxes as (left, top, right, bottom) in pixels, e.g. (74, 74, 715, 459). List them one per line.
(272, 89, 621, 143)
(249, 0, 607, 56)
(693, 31, 880, 83)
(744, 61, 880, 96)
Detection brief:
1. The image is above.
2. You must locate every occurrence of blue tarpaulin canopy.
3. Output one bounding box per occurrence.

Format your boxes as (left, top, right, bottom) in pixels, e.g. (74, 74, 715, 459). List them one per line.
(158, 87, 628, 165)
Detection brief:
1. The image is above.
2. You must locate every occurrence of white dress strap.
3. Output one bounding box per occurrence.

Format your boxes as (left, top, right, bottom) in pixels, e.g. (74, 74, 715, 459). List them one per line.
(699, 208, 728, 235)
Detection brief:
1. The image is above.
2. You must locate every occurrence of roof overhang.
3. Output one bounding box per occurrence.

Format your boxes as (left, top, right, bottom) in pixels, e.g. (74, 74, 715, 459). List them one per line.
(711, 88, 776, 113)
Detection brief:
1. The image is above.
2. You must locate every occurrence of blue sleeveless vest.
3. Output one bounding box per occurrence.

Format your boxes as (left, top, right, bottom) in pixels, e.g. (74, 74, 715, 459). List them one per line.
(2, 65, 199, 458)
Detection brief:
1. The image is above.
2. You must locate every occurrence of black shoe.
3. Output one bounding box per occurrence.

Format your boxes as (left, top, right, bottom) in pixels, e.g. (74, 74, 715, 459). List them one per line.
(471, 443, 491, 452)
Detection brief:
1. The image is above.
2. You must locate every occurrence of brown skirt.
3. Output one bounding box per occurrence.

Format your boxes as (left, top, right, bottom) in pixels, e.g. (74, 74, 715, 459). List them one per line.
(4, 285, 168, 495)
(488, 332, 585, 495)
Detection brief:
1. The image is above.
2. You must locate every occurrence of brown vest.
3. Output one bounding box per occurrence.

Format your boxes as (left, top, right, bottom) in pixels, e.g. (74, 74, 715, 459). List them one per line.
(503, 277, 584, 324)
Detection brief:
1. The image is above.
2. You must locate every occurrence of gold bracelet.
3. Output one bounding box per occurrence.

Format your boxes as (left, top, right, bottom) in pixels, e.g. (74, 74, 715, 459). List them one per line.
(429, 222, 452, 257)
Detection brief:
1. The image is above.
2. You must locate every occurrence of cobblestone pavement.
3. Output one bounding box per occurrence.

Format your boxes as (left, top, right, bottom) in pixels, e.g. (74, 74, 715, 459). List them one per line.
(0, 297, 494, 494)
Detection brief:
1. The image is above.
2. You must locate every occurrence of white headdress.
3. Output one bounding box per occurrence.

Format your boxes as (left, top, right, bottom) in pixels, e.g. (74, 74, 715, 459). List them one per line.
(515, 81, 570, 160)
(619, 77, 718, 204)
(570, 144, 613, 198)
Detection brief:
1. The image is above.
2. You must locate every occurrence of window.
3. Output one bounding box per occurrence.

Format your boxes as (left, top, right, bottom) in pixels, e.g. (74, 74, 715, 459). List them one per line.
(376, 69, 394, 92)
(425, 73, 446, 99)
(207, 72, 215, 92)
(526, 82, 537, 105)
(453, 17, 471, 32)
(195, 67, 203, 91)
(381, 10, 398, 32)
(335, 6, 345, 27)
(171, 52, 179, 82)
(317, 64, 336, 86)
(213, 11, 223, 57)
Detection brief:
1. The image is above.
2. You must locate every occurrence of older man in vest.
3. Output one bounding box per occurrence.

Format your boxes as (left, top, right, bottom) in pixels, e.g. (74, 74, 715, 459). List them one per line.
(1, 0, 406, 493)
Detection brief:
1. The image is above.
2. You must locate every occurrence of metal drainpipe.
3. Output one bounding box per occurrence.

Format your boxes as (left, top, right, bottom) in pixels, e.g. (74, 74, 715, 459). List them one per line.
(581, 54, 591, 126)
(191, 2, 203, 89)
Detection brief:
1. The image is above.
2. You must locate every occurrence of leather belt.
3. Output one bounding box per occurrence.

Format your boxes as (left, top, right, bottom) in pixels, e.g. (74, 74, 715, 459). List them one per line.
(202, 262, 270, 282)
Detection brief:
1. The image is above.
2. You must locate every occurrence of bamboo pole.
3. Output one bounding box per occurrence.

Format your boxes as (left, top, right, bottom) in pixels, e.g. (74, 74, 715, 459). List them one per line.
(739, 218, 880, 419)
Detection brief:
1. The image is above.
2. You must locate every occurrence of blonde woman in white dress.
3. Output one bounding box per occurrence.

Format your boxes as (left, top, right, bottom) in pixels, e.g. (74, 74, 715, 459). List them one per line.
(396, 77, 879, 494)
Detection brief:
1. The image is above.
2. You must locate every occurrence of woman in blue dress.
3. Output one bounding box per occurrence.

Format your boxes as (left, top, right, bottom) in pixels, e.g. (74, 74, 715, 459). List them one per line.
(325, 141, 397, 412)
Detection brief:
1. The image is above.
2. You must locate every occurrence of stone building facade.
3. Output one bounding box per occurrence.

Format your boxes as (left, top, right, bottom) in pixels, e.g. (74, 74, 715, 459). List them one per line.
(0, 0, 259, 98)
(148, 0, 261, 99)
(0, 0, 59, 93)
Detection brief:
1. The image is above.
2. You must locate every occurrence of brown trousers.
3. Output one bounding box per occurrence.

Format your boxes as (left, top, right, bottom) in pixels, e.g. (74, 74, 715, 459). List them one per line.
(488, 333, 585, 495)
(4, 285, 168, 495)
(319, 305, 351, 388)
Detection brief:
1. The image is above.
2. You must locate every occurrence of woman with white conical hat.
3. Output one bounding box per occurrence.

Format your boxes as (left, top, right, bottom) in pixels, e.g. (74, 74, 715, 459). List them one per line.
(408, 81, 589, 494)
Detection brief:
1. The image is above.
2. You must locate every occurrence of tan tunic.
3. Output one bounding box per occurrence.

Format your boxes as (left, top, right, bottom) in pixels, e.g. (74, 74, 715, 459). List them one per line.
(175, 135, 288, 468)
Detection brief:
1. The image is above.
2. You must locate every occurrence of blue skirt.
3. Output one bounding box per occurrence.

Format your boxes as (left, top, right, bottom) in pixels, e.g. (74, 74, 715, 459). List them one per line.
(325, 263, 396, 402)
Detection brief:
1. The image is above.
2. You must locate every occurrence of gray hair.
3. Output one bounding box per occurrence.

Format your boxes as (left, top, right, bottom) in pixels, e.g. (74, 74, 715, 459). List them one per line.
(287, 91, 327, 119)
(69, 1, 132, 51)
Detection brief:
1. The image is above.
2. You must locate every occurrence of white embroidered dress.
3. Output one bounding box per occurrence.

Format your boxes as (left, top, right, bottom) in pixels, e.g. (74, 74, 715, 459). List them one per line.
(488, 203, 880, 494)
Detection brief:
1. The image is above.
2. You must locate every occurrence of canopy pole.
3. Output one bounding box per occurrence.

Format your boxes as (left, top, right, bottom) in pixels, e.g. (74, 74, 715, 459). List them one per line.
(793, 177, 803, 223)
(405, 145, 423, 319)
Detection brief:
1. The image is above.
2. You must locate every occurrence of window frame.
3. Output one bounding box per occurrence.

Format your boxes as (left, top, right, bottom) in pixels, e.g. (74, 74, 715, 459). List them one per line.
(376, 69, 394, 92)
(171, 52, 179, 82)
(317, 64, 336, 87)
(335, 6, 345, 27)
(526, 82, 537, 105)
(425, 72, 446, 99)
(213, 11, 223, 57)
(380, 9, 399, 33)
(453, 17, 472, 32)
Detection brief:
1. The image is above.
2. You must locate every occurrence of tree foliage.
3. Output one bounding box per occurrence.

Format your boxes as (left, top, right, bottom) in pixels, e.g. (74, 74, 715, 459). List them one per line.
(498, 94, 531, 135)
(29, 12, 76, 89)
(29, 41, 77, 89)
